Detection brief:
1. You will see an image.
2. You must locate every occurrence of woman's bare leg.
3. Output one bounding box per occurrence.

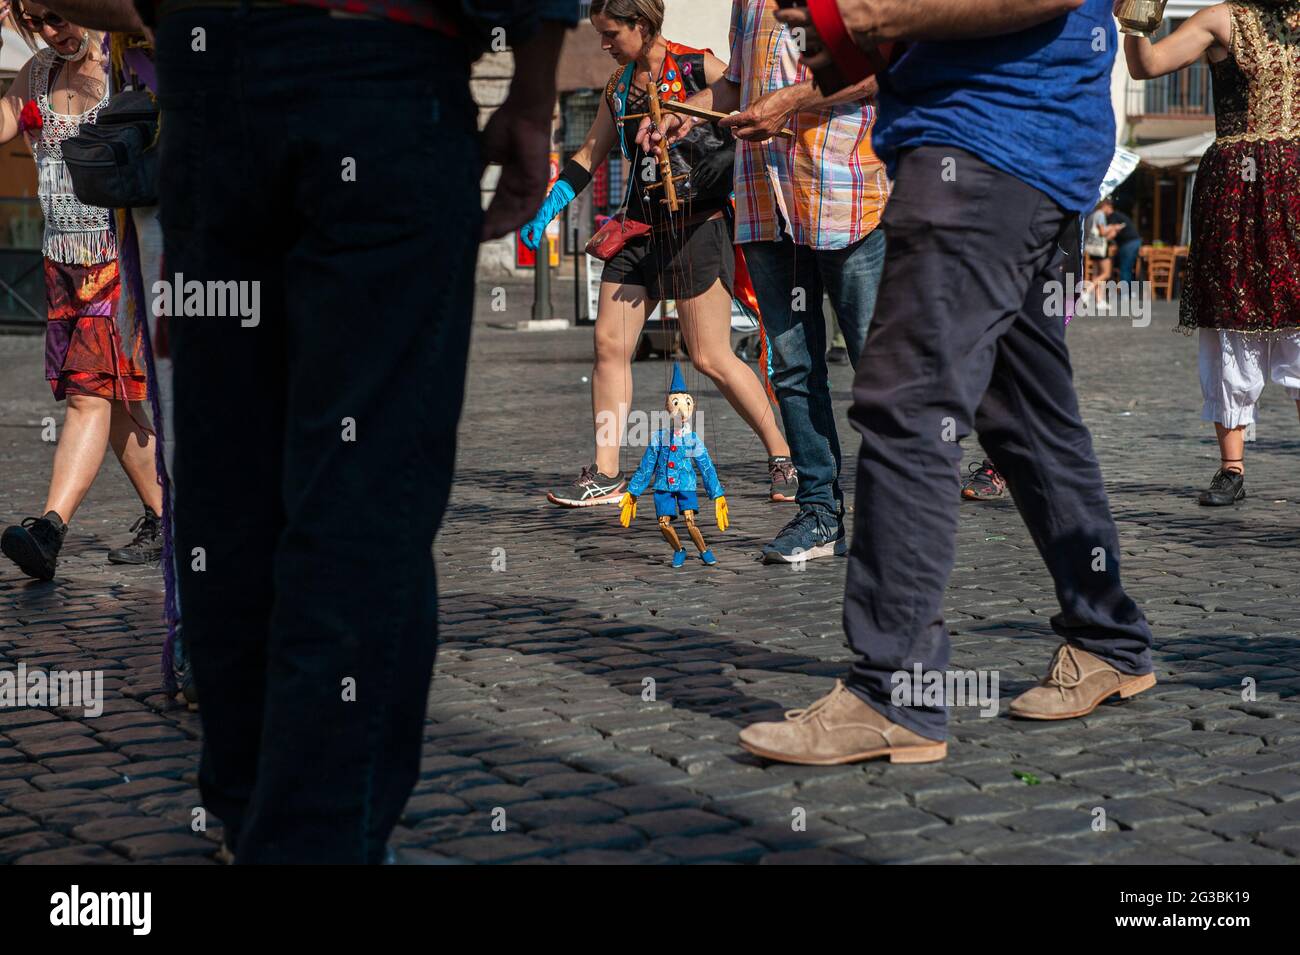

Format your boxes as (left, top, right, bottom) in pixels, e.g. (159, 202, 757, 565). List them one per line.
(43, 392, 113, 522)
(592, 281, 654, 477)
(1214, 423, 1246, 473)
(109, 400, 163, 514)
(676, 278, 790, 458)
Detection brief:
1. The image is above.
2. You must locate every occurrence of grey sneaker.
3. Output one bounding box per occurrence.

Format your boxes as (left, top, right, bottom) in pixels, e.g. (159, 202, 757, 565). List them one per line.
(547, 465, 627, 507)
(761, 507, 846, 564)
(768, 456, 798, 503)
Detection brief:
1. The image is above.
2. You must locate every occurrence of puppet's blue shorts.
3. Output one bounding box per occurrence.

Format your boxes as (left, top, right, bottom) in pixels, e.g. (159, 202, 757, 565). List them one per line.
(653, 489, 698, 517)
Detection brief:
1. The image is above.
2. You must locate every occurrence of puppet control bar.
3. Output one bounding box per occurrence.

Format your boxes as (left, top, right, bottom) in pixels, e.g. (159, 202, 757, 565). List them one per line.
(620, 99, 796, 211)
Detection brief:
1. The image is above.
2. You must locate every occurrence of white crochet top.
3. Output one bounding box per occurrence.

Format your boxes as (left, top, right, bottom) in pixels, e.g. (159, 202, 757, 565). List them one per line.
(30, 47, 115, 266)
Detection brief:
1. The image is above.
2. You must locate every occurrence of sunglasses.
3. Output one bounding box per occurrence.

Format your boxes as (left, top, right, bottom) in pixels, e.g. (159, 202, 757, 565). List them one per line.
(20, 11, 68, 29)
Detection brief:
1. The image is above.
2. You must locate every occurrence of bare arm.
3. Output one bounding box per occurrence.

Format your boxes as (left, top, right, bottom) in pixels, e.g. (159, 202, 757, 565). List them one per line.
(0, 61, 32, 148)
(1121, 4, 1230, 80)
(39, 0, 143, 31)
(566, 96, 618, 174)
(756, 73, 877, 116)
(826, 0, 1088, 42)
(718, 73, 876, 141)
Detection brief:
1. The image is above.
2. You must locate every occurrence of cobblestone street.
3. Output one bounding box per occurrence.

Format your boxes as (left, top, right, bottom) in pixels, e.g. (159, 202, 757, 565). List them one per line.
(3, 290, 1300, 864)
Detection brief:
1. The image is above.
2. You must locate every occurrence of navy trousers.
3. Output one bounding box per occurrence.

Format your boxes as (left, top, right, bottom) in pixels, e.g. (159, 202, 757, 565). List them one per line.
(841, 147, 1153, 741)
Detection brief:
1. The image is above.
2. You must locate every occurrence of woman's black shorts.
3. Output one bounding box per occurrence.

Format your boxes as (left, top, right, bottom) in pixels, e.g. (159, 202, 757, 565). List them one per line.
(601, 216, 734, 301)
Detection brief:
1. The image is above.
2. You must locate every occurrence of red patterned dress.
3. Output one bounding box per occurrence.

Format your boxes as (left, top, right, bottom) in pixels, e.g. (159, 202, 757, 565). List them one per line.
(1180, 1, 1300, 334)
(28, 46, 145, 403)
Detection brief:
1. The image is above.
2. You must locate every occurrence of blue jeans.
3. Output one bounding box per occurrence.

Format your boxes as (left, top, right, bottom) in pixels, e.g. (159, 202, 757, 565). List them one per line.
(742, 228, 886, 516)
(1115, 239, 1141, 284)
(157, 8, 479, 863)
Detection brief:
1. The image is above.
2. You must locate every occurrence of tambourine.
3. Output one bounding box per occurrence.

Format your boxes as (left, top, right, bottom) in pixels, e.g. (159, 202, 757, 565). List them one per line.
(781, 0, 906, 94)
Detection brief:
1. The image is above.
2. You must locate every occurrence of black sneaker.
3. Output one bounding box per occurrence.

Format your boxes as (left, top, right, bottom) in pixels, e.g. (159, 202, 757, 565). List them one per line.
(1, 511, 67, 580)
(768, 456, 799, 503)
(961, 459, 1007, 501)
(173, 624, 198, 711)
(1197, 468, 1245, 506)
(547, 465, 627, 507)
(107, 507, 163, 564)
(826, 345, 849, 365)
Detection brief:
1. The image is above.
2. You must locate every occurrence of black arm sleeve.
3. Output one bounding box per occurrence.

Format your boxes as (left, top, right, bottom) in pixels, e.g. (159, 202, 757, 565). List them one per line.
(558, 159, 593, 195)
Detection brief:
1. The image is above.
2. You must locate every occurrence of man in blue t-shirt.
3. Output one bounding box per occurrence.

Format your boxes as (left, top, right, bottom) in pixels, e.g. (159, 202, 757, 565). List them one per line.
(741, 0, 1156, 767)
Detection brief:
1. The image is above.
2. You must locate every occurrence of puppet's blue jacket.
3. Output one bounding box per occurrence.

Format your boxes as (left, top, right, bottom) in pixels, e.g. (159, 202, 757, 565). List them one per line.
(627, 429, 725, 499)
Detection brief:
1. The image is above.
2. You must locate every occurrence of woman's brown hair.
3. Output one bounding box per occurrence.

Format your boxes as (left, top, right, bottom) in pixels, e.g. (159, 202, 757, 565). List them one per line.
(589, 0, 664, 38)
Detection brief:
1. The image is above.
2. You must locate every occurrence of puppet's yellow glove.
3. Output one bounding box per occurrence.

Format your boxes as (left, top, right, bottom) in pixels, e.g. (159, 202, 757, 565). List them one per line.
(714, 495, 730, 532)
(619, 492, 638, 528)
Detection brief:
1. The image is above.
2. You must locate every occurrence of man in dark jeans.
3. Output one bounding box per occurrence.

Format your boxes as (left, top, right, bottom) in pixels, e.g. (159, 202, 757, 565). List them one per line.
(151, 0, 574, 862)
(743, 0, 1155, 764)
(1100, 197, 1143, 284)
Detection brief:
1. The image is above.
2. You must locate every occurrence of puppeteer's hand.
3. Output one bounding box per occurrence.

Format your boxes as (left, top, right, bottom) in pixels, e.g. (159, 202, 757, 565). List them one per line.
(714, 495, 730, 532)
(619, 493, 638, 528)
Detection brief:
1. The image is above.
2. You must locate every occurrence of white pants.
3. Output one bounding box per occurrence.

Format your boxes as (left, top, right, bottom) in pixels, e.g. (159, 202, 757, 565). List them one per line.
(1199, 328, 1300, 428)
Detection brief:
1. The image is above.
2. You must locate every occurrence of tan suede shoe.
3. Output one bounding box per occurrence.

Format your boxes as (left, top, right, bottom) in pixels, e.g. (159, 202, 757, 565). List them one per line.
(738, 680, 947, 766)
(1009, 644, 1156, 720)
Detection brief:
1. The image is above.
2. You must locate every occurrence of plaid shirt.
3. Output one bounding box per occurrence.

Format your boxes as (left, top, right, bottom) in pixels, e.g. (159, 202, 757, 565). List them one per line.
(726, 0, 888, 250)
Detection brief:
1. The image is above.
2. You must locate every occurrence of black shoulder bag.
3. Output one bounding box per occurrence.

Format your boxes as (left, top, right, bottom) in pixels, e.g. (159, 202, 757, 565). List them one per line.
(63, 89, 160, 208)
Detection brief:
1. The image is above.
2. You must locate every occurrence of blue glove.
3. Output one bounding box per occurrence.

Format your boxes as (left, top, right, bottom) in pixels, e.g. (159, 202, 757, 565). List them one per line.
(520, 179, 576, 251)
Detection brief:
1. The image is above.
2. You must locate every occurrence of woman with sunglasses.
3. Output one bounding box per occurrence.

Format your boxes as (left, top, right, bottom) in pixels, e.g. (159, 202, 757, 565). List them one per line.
(528, 0, 797, 510)
(0, 0, 163, 580)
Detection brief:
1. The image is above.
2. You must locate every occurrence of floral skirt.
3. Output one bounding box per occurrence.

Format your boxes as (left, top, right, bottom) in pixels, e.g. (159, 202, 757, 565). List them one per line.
(43, 257, 146, 402)
(1179, 137, 1300, 334)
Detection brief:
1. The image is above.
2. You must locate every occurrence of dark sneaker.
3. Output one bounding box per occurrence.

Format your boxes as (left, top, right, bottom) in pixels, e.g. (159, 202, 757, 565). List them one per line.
(961, 459, 1007, 501)
(761, 507, 846, 564)
(768, 455, 799, 503)
(107, 507, 163, 564)
(826, 345, 849, 365)
(1, 511, 67, 580)
(1197, 467, 1245, 506)
(547, 465, 627, 507)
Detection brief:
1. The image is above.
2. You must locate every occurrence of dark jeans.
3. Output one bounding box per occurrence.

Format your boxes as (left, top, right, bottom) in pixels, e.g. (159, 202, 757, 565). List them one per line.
(842, 147, 1153, 741)
(742, 228, 886, 516)
(1115, 239, 1141, 284)
(156, 9, 480, 862)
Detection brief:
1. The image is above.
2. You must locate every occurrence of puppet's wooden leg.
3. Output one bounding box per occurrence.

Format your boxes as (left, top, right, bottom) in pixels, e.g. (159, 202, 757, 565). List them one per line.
(658, 515, 682, 552)
(682, 510, 708, 552)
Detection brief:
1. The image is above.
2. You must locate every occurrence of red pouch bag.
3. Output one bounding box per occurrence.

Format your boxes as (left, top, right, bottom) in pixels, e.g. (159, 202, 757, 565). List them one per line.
(585, 212, 650, 262)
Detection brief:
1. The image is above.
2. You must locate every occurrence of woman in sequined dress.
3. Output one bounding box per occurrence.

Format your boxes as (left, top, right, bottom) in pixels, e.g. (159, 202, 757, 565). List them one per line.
(1122, 1, 1300, 506)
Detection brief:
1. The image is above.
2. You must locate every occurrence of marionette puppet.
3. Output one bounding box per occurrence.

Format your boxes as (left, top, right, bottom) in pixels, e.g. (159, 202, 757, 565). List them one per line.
(618, 364, 730, 568)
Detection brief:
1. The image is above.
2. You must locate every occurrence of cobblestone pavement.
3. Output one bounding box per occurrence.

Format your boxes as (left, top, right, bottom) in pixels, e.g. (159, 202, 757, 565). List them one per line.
(3, 290, 1300, 864)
